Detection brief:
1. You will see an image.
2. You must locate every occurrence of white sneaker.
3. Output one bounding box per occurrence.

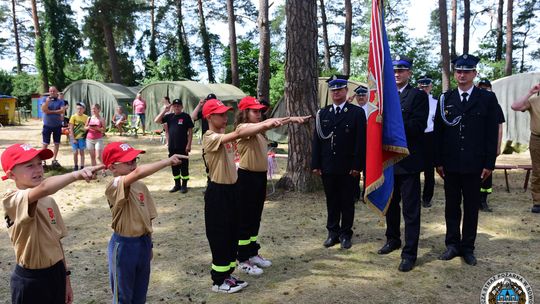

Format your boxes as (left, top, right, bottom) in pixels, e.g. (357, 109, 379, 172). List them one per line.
(238, 261, 264, 275)
(249, 255, 272, 268)
(229, 275, 249, 288)
(211, 277, 244, 293)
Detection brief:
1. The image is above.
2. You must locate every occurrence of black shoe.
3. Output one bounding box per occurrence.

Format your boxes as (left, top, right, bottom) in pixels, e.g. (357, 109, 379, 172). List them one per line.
(462, 253, 477, 266)
(398, 259, 415, 272)
(340, 236, 352, 249)
(377, 241, 401, 255)
(532, 204, 540, 213)
(438, 248, 460, 261)
(180, 186, 188, 193)
(169, 185, 181, 193)
(480, 201, 492, 212)
(323, 237, 340, 248)
(422, 200, 432, 208)
(73, 165, 79, 172)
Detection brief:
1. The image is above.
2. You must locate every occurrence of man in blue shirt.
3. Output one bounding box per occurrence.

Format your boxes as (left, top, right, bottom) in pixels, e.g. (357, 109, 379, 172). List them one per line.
(41, 86, 67, 168)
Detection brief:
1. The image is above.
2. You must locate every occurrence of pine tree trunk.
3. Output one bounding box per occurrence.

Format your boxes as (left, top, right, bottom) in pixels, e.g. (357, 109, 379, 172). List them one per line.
(439, 0, 451, 91)
(342, 0, 352, 75)
(149, 0, 157, 63)
(102, 21, 123, 84)
(257, 0, 270, 102)
(12, 0, 22, 74)
(30, 0, 49, 92)
(495, 0, 504, 61)
(463, 0, 470, 54)
(450, 0, 457, 59)
(276, 0, 320, 192)
(504, 0, 513, 76)
(43, 0, 65, 89)
(227, 0, 239, 87)
(197, 0, 215, 83)
(319, 0, 331, 71)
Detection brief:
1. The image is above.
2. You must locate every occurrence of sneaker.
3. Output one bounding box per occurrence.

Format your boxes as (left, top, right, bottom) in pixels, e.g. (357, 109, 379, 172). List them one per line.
(238, 261, 263, 275)
(249, 255, 272, 268)
(229, 275, 248, 288)
(73, 165, 79, 172)
(532, 204, 540, 213)
(211, 277, 244, 294)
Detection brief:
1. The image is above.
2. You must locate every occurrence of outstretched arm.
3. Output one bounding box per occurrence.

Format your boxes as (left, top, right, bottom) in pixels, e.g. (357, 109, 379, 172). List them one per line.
(123, 154, 188, 187)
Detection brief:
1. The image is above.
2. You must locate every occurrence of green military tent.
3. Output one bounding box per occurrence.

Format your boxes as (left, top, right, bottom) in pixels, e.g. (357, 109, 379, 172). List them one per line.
(267, 77, 367, 143)
(138, 81, 247, 132)
(63, 80, 136, 129)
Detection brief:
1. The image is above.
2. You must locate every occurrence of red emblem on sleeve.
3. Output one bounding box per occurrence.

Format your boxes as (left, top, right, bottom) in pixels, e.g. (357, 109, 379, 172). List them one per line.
(138, 193, 145, 206)
(47, 207, 57, 224)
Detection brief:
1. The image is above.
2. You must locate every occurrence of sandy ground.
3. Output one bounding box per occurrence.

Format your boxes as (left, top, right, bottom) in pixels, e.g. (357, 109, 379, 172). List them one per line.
(0, 120, 539, 304)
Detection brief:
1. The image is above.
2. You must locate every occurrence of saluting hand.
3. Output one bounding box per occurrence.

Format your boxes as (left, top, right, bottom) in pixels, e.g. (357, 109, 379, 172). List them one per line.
(289, 115, 312, 124)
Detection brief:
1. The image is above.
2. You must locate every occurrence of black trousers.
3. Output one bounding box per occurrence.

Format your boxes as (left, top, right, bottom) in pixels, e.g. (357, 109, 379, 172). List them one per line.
(422, 132, 435, 203)
(169, 149, 189, 181)
(11, 260, 66, 304)
(205, 182, 238, 285)
(385, 173, 421, 261)
(443, 172, 481, 254)
(321, 174, 355, 239)
(236, 169, 267, 262)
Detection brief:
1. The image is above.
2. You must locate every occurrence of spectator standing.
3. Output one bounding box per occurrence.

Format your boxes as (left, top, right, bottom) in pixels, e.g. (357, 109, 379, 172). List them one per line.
(69, 102, 88, 171)
(41, 86, 66, 168)
(85, 104, 106, 176)
(133, 93, 147, 136)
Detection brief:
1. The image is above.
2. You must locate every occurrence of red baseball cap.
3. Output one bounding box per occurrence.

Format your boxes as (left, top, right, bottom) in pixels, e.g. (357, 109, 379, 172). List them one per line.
(103, 142, 145, 168)
(202, 99, 232, 118)
(238, 96, 267, 111)
(1, 143, 53, 180)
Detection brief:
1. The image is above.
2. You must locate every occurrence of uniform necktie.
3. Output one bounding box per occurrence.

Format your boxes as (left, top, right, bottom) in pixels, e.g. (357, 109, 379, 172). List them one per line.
(461, 92, 469, 103)
(335, 106, 341, 115)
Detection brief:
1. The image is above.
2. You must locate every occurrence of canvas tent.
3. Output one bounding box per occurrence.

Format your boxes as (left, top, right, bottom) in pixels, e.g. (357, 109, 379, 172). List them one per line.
(267, 77, 367, 142)
(139, 81, 246, 132)
(492, 72, 540, 149)
(63, 80, 136, 129)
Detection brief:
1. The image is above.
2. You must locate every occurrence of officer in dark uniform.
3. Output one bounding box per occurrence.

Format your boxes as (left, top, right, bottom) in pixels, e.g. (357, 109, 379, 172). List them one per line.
(434, 54, 499, 266)
(376, 55, 428, 272)
(312, 75, 366, 249)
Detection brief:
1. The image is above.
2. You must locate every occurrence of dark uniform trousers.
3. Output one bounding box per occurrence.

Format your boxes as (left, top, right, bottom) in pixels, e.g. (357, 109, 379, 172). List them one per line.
(169, 149, 189, 180)
(236, 169, 267, 262)
(443, 172, 481, 254)
(205, 182, 238, 285)
(385, 173, 421, 260)
(422, 131, 435, 203)
(11, 260, 66, 304)
(322, 173, 356, 239)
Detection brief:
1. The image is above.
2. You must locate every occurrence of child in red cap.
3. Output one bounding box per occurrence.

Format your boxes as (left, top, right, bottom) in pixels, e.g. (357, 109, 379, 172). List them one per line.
(234, 96, 310, 276)
(202, 98, 303, 293)
(102, 142, 187, 303)
(1, 143, 102, 304)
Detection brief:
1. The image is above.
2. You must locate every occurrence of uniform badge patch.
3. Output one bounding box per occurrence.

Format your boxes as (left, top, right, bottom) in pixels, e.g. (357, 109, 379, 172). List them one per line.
(47, 207, 56, 224)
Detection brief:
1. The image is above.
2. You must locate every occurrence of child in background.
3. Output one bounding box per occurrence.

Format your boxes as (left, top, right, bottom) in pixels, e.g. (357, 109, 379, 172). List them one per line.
(1, 143, 101, 304)
(69, 102, 88, 171)
(202, 98, 289, 293)
(102, 142, 187, 303)
(85, 104, 106, 176)
(154, 98, 194, 193)
(234, 96, 310, 276)
(112, 106, 127, 135)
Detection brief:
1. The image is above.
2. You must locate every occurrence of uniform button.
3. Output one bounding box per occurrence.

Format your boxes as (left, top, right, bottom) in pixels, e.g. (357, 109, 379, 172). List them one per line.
(333, 152, 336, 155)
(461, 136, 464, 139)
(460, 148, 464, 151)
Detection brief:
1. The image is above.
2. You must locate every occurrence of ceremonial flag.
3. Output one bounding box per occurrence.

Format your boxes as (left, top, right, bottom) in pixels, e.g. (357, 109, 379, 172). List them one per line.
(364, 0, 409, 216)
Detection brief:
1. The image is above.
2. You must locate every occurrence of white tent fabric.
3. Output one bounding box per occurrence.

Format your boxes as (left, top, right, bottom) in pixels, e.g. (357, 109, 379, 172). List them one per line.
(492, 72, 540, 148)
